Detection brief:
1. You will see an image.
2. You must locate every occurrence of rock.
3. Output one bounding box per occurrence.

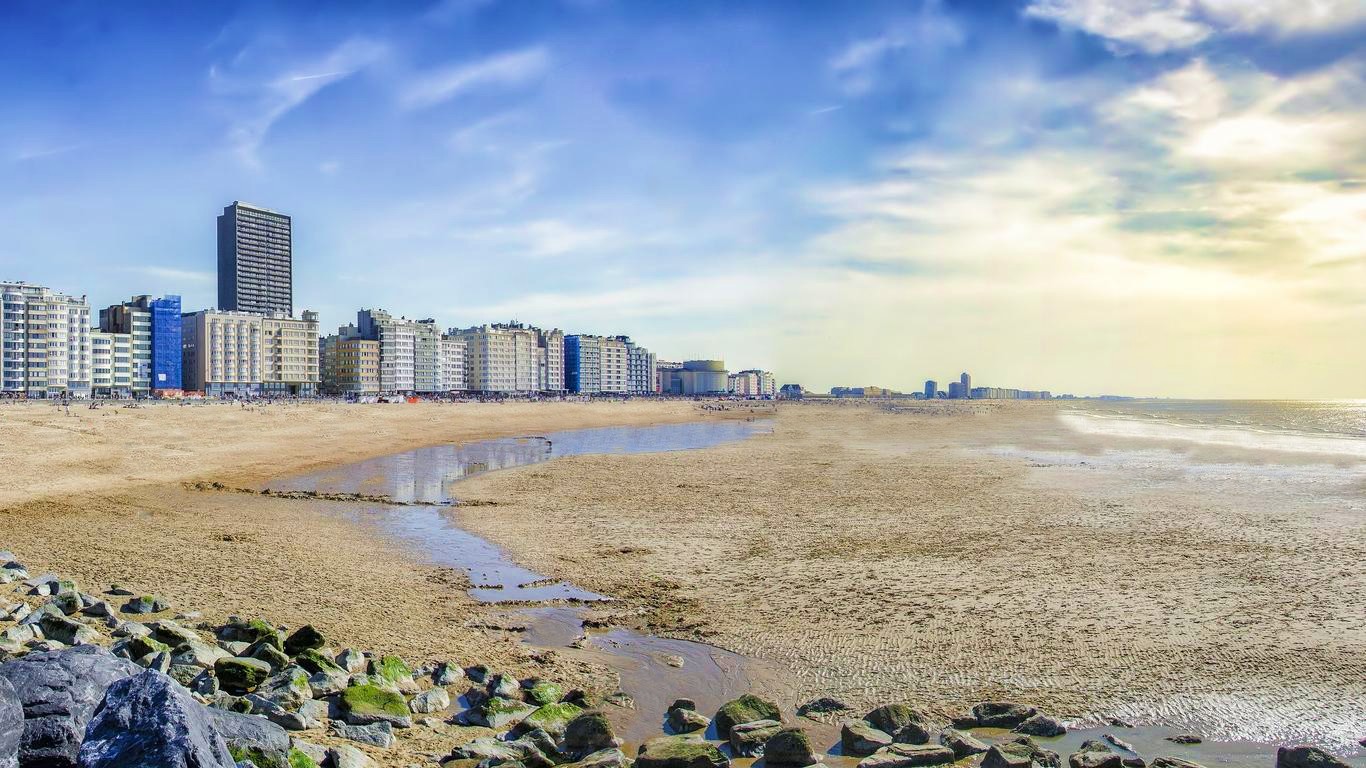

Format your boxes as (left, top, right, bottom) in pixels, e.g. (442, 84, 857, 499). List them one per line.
(291, 741, 327, 767)
(1163, 736, 1202, 746)
(334, 650, 366, 675)
(298, 700, 328, 723)
(47, 593, 83, 617)
(668, 699, 696, 712)
(603, 692, 634, 709)
(865, 705, 922, 736)
(635, 736, 729, 768)
(488, 673, 521, 699)
(173, 638, 231, 670)
(561, 749, 630, 768)
(150, 620, 203, 648)
(469, 697, 537, 730)
(797, 697, 851, 717)
(0, 645, 141, 768)
(515, 702, 584, 738)
(77, 670, 235, 768)
(433, 662, 464, 686)
(1, 676, 21, 768)
(326, 744, 377, 768)
(243, 696, 313, 731)
(293, 649, 342, 677)
(281, 626, 325, 657)
(972, 703, 1038, 730)
(340, 684, 411, 728)
(248, 641, 290, 671)
(306, 669, 348, 699)
(858, 744, 956, 768)
(464, 664, 490, 683)
(842, 721, 894, 757)
(409, 688, 450, 714)
(714, 694, 781, 738)
(1068, 741, 1122, 768)
(121, 595, 171, 615)
(765, 727, 819, 767)
(117, 634, 171, 661)
(938, 728, 989, 759)
(217, 619, 279, 646)
(216, 657, 273, 695)
(253, 667, 312, 710)
(142, 651, 173, 673)
(562, 711, 620, 760)
(984, 737, 1061, 768)
(1150, 760, 1206, 768)
(1014, 714, 1066, 738)
(729, 719, 783, 757)
(524, 679, 564, 707)
(328, 721, 394, 749)
(1276, 747, 1351, 768)
(204, 708, 290, 768)
(36, 615, 100, 647)
(368, 656, 414, 691)
(1103, 735, 1135, 753)
(667, 707, 710, 734)
(444, 735, 555, 768)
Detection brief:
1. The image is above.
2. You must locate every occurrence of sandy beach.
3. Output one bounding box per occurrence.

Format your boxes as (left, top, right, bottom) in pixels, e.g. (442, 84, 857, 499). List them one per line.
(454, 401, 1366, 749)
(2, 398, 1364, 759)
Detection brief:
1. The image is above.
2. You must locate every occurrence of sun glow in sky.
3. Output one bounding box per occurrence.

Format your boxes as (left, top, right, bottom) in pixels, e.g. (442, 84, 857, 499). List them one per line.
(2, 1, 1363, 398)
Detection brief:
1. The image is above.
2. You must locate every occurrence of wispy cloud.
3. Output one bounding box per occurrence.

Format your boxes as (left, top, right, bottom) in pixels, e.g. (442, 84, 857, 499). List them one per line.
(215, 37, 387, 168)
(399, 47, 550, 109)
(1024, 0, 1366, 55)
(11, 143, 84, 163)
(125, 266, 215, 283)
(829, 6, 964, 95)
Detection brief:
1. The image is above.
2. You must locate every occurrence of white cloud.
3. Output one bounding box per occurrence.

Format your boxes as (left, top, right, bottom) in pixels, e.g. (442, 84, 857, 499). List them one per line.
(217, 37, 387, 168)
(829, 6, 964, 95)
(1024, 0, 1210, 54)
(399, 47, 549, 109)
(1024, 0, 1366, 54)
(126, 266, 215, 283)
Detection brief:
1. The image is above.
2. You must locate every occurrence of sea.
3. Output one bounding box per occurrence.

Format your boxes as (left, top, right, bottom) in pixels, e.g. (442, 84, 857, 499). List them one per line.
(1058, 399, 1366, 460)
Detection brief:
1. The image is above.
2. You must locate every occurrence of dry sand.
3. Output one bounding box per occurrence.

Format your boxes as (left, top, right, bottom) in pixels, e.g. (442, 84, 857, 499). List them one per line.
(0, 399, 721, 764)
(454, 400, 1366, 749)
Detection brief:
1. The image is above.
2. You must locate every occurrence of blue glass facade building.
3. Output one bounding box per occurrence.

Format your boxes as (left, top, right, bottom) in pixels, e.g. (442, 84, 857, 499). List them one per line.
(149, 295, 182, 391)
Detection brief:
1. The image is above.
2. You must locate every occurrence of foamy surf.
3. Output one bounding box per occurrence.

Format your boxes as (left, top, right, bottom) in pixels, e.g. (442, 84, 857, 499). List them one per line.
(1058, 410, 1366, 459)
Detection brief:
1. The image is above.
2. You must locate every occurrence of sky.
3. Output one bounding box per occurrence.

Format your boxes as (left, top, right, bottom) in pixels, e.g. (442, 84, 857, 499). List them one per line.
(1, 0, 1364, 399)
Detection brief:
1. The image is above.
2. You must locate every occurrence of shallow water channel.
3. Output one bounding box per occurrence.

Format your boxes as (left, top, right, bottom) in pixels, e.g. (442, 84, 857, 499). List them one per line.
(269, 418, 1364, 765)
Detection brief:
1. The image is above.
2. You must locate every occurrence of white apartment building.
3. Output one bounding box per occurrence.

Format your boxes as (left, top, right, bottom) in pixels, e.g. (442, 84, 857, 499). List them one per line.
(451, 322, 563, 394)
(623, 337, 657, 395)
(181, 310, 263, 396)
(566, 334, 629, 394)
(728, 369, 777, 398)
(261, 311, 319, 395)
(1, 282, 91, 397)
(356, 309, 417, 393)
(90, 330, 133, 397)
(440, 335, 467, 392)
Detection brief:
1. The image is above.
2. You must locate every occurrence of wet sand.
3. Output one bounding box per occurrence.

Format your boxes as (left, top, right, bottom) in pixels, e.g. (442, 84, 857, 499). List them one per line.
(454, 400, 1366, 752)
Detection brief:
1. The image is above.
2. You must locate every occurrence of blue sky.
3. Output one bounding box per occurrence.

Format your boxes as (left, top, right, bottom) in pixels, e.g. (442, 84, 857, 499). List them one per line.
(2, 0, 1364, 397)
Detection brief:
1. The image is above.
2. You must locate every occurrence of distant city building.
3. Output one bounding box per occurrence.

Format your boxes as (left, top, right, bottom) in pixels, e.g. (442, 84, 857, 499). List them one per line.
(1, 282, 91, 398)
(100, 295, 182, 394)
(969, 386, 1052, 400)
(620, 337, 657, 395)
(778, 383, 804, 400)
(89, 330, 133, 398)
(960, 371, 971, 399)
(450, 321, 563, 394)
(924, 380, 937, 399)
(832, 385, 902, 398)
(565, 334, 633, 394)
(947, 381, 964, 399)
(656, 360, 683, 394)
(356, 309, 418, 393)
(679, 360, 728, 395)
(181, 309, 318, 396)
(728, 369, 776, 398)
(321, 333, 380, 395)
(217, 201, 293, 316)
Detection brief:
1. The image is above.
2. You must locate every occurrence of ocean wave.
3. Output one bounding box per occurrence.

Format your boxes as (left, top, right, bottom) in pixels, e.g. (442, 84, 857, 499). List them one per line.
(1058, 411, 1366, 459)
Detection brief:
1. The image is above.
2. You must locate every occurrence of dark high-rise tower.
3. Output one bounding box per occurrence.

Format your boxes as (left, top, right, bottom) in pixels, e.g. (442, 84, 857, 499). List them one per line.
(217, 201, 292, 316)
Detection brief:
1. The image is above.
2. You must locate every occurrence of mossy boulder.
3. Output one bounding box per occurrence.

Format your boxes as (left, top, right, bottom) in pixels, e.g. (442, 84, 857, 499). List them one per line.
(469, 697, 537, 730)
(524, 678, 564, 707)
(729, 720, 783, 758)
(254, 666, 313, 710)
(635, 736, 729, 768)
(294, 648, 344, 676)
(219, 618, 280, 645)
(229, 745, 288, 768)
(714, 694, 781, 738)
(121, 595, 170, 614)
(283, 625, 325, 657)
(248, 638, 290, 670)
(515, 702, 584, 738)
(368, 655, 413, 687)
(216, 656, 273, 694)
(562, 710, 619, 758)
(123, 634, 172, 660)
(859, 743, 956, 768)
(765, 727, 818, 767)
(340, 683, 412, 728)
(288, 748, 319, 768)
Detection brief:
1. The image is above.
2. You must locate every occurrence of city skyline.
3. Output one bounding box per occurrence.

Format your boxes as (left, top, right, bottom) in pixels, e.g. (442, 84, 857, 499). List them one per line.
(3, 2, 1364, 398)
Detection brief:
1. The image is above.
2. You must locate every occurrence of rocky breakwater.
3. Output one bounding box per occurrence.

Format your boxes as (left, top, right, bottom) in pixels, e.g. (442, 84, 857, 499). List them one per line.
(1, 548, 1361, 768)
